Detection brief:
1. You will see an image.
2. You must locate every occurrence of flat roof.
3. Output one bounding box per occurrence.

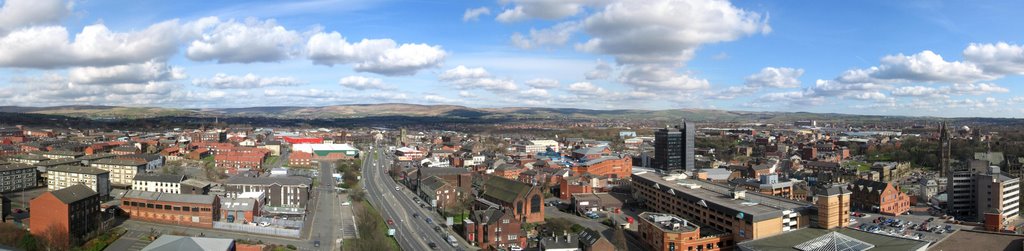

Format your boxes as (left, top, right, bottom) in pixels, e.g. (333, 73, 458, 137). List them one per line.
(929, 230, 1023, 251)
(634, 172, 812, 223)
(49, 165, 109, 175)
(738, 228, 929, 251)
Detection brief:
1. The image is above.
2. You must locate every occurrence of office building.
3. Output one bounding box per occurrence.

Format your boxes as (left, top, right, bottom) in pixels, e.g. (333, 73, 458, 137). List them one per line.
(654, 120, 695, 172)
(814, 186, 851, 229)
(848, 179, 910, 216)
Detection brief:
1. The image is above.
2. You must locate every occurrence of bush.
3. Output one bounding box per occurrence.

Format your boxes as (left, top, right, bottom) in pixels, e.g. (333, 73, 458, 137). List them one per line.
(286, 244, 297, 250)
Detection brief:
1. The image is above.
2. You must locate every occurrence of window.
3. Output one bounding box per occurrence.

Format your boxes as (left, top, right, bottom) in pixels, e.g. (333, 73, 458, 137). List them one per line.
(156, 205, 164, 210)
(123, 201, 129, 206)
(530, 194, 542, 213)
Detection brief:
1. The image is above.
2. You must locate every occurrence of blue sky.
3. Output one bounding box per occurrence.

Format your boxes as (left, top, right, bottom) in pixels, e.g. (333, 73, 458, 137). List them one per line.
(1, 0, 1023, 117)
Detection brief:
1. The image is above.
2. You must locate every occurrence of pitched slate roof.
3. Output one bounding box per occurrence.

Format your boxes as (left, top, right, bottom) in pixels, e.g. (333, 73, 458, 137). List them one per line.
(124, 190, 217, 204)
(482, 176, 533, 204)
(50, 184, 98, 204)
(49, 165, 109, 175)
(142, 235, 234, 251)
(133, 173, 185, 183)
(224, 175, 311, 186)
(420, 176, 450, 195)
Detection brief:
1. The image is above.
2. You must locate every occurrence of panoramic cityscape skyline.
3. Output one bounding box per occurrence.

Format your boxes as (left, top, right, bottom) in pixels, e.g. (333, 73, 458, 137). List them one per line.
(1, 0, 1024, 118)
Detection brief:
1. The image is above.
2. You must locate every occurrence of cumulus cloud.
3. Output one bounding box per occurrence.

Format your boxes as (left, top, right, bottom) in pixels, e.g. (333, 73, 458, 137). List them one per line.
(745, 67, 803, 88)
(0, 20, 192, 68)
(846, 50, 993, 83)
(519, 88, 551, 98)
(339, 76, 389, 90)
(439, 65, 518, 91)
(617, 65, 710, 91)
(511, 22, 580, 49)
(69, 61, 187, 85)
(495, 0, 594, 23)
(584, 59, 612, 80)
(458, 91, 477, 98)
(963, 42, 1024, 75)
(0, 0, 72, 35)
(577, 0, 770, 65)
(423, 94, 459, 104)
(891, 83, 1008, 97)
(524, 78, 560, 89)
(0, 74, 187, 106)
(463, 7, 491, 22)
(193, 73, 304, 89)
(306, 31, 447, 76)
(186, 18, 302, 63)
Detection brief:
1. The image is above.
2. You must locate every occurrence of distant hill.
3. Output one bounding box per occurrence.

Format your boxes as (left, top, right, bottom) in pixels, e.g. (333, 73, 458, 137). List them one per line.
(0, 104, 1019, 125)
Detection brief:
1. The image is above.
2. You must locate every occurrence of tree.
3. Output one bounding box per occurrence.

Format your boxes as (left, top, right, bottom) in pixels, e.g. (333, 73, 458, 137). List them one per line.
(349, 186, 366, 202)
(37, 224, 70, 251)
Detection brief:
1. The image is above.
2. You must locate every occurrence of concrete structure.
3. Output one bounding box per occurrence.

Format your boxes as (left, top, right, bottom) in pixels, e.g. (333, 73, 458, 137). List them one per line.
(29, 185, 100, 247)
(0, 163, 36, 193)
(654, 120, 696, 172)
(637, 212, 733, 251)
(132, 173, 187, 194)
(632, 172, 812, 242)
(121, 190, 221, 228)
(90, 158, 147, 187)
(974, 166, 1020, 220)
(848, 179, 910, 216)
(47, 165, 111, 199)
(929, 229, 1024, 251)
(734, 174, 797, 200)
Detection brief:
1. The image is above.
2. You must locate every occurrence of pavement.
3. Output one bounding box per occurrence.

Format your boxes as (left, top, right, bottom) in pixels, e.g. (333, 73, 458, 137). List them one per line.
(362, 144, 466, 250)
(308, 160, 340, 250)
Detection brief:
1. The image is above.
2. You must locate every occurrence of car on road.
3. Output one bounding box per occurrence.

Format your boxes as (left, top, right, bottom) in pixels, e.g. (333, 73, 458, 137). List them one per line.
(413, 213, 419, 218)
(387, 218, 394, 225)
(395, 186, 401, 191)
(314, 240, 320, 247)
(426, 217, 433, 224)
(258, 222, 270, 227)
(428, 242, 438, 250)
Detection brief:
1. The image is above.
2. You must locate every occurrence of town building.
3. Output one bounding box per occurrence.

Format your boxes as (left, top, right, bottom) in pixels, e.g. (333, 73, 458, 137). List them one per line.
(578, 228, 615, 251)
(143, 235, 235, 251)
(291, 143, 360, 160)
(733, 174, 797, 200)
(463, 208, 524, 250)
(121, 190, 221, 228)
(0, 163, 36, 193)
(214, 154, 264, 174)
(220, 197, 259, 224)
(974, 166, 1020, 220)
(572, 155, 632, 179)
(418, 176, 459, 212)
(224, 175, 311, 208)
(637, 212, 733, 251)
(288, 151, 313, 167)
(133, 173, 187, 194)
(654, 120, 696, 172)
(736, 228, 929, 251)
(47, 165, 111, 199)
(479, 176, 545, 224)
(847, 179, 910, 216)
(814, 186, 851, 229)
(90, 158, 148, 188)
(632, 172, 812, 242)
(30, 185, 100, 247)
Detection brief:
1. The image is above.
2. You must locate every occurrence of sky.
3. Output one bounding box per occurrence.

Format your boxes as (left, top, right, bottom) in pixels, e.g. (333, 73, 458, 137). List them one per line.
(1, 0, 1023, 118)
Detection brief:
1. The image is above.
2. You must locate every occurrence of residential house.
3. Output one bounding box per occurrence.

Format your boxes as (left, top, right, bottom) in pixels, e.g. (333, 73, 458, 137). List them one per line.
(90, 158, 148, 188)
(0, 163, 36, 193)
(463, 208, 524, 250)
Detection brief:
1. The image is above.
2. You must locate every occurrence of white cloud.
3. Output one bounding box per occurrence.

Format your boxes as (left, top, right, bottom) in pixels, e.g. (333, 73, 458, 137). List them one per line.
(439, 65, 518, 91)
(495, 0, 593, 23)
(510, 22, 580, 49)
(0, 20, 190, 68)
(892, 86, 941, 97)
(845, 91, 888, 101)
(186, 17, 302, 63)
(567, 81, 606, 95)
(338, 76, 389, 90)
(306, 31, 447, 76)
(524, 78, 560, 89)
(520, 88, 551, 98)
(963, 42, 1024, 75)
(0, 0, 72, 35)
(193, 73, 304, 89)
(463, 7, 491, 22)
(69, 61, 187, 85)
(584, 59, 612, 80)
(369, 92, 408, 101)
(949, 83, 1009, 95)
(617, 65, 710, 91)
(745, 67, 803, 88)
(263, 88, 343, 99)
(577, 0, 770, 65)
(837, 50, 993, 84)
(458, 91, 477, 98)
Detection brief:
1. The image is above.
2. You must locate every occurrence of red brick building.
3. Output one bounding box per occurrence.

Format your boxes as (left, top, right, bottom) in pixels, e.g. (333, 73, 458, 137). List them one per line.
(637, 212, 734, 251)
(289, 151, 313, 167)
(479, 176, 544, 224)
(559, 176, 593, 200)
(30, 185, 100, 247)
(464, 208, 525, 250)
(572, 155, 632, 179)
(847, 179, 911, 216)
(122, 190, 221, 228)
(215, 154, 265, 174)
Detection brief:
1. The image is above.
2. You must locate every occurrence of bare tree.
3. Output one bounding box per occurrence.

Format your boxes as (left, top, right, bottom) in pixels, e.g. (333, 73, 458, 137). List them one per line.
(37, 224, 70, 251)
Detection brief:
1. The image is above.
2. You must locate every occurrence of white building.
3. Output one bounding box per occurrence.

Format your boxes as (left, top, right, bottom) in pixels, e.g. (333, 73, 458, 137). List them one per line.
(47, 165, 111, 198)
(132, 173, 186, 194)
(91, 158, 148, 187)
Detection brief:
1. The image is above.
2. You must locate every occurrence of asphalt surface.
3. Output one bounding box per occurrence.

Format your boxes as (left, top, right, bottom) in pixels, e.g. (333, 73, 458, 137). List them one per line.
(309, 160, 340, 250)
(362, 144, 455, 251)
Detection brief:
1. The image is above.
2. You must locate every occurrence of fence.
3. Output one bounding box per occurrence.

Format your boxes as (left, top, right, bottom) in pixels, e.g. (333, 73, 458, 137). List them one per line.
(254, 216, 304, 229)
(212, 222, 301, 238)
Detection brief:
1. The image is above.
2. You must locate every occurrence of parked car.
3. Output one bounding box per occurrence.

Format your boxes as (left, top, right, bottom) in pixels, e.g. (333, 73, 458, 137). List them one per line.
(413, 213, 420, 218)
(426, 217, 433, 224)
(387, 218, 394, 225)
(428, 242, 438, 250)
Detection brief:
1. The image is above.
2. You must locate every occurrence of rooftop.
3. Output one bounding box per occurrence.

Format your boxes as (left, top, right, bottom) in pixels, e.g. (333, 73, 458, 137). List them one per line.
(224, 175, 311, 186)
(639, 212, 698, 233)
(50, 184, 98, 204)
(49, 165, 109, 175)
(124, 190, 217, 204)
(737, 228, 929, 251)
(633, 172, 812, 223)
(929, 230, 1024, 251)
(133, 173, 186, 183)
(142, 235, 234, 251)
(0, 163, 35, 172)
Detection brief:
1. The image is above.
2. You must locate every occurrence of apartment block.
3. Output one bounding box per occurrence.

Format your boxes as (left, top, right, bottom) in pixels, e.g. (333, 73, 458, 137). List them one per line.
(133, 173, 187, 194)
(0, 163, 37, 193)
(638, 212, 734, 251)
(30, 185, 100, 247)
(90, 158, 147, 188)
(47, 165, 111, 199)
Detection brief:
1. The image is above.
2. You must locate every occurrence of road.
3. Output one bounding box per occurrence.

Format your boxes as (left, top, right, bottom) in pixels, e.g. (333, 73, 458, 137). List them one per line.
(362, 144, 453, 250)
(309, 160, 339, 250)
